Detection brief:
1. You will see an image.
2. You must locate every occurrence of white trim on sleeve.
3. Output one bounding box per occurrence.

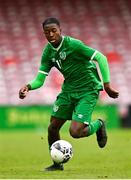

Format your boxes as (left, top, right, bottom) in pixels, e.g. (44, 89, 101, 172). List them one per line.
(38, 70, 48, 75)
(91, 50, 98, 60)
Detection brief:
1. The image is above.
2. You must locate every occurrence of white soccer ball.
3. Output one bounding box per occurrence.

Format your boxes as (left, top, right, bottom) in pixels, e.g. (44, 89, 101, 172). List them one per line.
(50, 140, 73, 164)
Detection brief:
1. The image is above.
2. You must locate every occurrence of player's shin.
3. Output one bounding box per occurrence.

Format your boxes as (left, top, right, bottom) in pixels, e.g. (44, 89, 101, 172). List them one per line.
(87, 119, 102, 136)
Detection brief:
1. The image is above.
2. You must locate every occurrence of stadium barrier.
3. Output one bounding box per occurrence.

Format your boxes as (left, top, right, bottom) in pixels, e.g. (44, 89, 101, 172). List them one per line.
(0, 104, 120, 130)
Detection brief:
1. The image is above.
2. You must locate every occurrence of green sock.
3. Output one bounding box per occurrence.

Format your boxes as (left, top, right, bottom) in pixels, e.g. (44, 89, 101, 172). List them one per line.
(49, 145, 51, 151)
(88, 119, 102, 136)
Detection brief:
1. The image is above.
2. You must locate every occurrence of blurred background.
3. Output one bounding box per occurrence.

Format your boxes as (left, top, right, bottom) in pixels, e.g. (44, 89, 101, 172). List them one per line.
(0, 0, 131, 130)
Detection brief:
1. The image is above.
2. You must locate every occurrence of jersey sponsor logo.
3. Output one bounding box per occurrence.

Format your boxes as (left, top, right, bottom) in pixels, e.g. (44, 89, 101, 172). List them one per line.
(53, 104, 59, 112)
(59, 51, 66, 60)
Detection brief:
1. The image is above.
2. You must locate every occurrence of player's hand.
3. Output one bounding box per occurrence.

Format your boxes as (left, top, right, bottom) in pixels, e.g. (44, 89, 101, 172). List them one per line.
(19, 85, 29, 99)
(104, 83, 119, 99)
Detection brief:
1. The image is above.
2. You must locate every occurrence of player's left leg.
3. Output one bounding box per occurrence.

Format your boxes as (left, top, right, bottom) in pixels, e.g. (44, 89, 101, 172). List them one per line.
(96, 119, 107, 148)
(69, 119, 102, 138)
(69, 90, 107, 148)
(69, 119, 107, 148)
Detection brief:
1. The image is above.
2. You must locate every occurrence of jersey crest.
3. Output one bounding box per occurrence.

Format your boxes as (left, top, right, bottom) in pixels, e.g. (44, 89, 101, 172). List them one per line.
(59, 51, 66, 60)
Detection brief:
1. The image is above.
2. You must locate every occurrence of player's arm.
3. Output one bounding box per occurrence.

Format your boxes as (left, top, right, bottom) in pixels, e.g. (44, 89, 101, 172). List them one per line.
(19, 45, 52, 99)
(75, 41, 119, 98)
(19, 71, 47, 99)
(92, 51, 119, 98)
(28, 70, 47, 90)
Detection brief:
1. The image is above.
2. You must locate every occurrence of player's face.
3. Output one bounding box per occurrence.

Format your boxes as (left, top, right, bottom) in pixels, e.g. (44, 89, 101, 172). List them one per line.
(43, 23, 62, 47)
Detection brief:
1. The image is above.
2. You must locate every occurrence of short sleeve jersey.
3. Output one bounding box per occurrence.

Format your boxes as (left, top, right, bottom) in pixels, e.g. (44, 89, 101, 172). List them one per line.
(40, 36, 103, 92)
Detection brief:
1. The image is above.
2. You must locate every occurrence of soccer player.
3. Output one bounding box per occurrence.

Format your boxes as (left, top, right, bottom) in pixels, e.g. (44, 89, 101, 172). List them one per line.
(19, 17, 119, 171)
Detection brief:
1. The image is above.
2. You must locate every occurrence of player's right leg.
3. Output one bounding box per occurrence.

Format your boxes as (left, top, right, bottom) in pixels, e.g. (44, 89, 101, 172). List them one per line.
(44, 91, 74, 171)
(45, 116, 66, 171)
(47, 116, 66, 148)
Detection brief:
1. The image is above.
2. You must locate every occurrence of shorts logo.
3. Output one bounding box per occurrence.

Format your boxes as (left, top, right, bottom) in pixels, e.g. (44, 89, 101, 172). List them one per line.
(53, 104, 59, 112)
(78, 114, 83, 119)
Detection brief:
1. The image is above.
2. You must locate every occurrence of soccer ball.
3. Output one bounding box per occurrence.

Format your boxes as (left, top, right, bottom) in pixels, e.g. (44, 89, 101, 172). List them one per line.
(50, 140, 73, 164)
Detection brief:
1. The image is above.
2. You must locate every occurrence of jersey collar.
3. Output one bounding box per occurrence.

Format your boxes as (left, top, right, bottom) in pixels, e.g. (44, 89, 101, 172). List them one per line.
(49, 36, 64, 51)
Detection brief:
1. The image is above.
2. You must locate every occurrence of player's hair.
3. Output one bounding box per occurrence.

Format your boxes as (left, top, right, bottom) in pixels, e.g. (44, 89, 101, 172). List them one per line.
(42, 17, 60, 28)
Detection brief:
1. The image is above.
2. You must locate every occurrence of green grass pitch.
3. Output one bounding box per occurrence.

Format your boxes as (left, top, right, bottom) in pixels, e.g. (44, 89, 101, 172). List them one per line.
(0, 129, 131, 179)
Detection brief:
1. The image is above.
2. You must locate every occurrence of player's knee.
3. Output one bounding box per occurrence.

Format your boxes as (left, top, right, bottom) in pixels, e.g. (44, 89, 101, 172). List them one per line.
(69, 127, 80, 138)
(48, 123, 58, 134)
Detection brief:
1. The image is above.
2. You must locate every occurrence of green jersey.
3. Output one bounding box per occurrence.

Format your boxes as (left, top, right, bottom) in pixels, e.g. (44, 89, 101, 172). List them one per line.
(39, 36, 103, 92)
